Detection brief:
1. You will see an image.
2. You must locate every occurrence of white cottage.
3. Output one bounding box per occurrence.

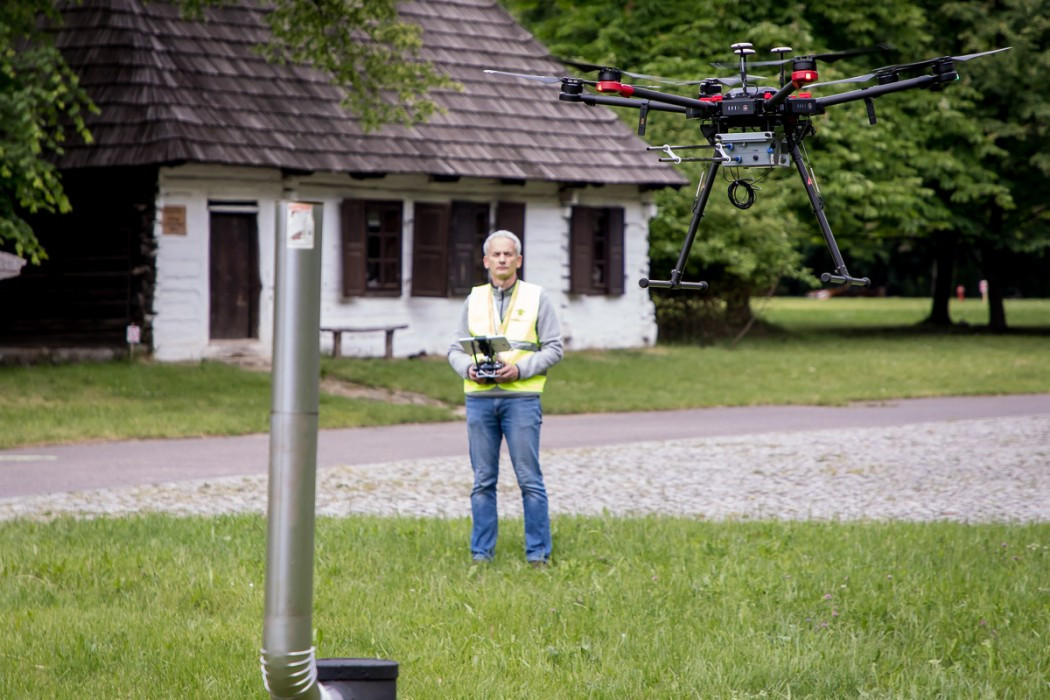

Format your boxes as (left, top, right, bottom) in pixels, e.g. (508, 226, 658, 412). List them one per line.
(1, 0, 685, 361)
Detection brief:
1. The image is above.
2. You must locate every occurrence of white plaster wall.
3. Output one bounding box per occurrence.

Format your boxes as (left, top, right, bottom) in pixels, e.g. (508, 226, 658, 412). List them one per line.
(154, 166, 282, 361)
(153, 165, 658, 362)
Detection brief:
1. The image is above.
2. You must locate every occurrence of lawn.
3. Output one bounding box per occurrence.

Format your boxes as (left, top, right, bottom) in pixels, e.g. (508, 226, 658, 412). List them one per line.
(2, 297, 1047, 698)
(5, 297, 1045, 449)
(2, 516, 1047, 698)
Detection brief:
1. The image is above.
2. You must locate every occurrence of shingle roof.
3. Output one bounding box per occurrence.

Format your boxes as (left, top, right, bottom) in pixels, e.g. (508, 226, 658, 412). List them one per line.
(53, 0, 686, 188)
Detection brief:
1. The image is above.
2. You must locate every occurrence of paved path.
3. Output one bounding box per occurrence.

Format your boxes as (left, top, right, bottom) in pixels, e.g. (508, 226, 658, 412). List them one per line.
(2, 394, 1048, 523)
(1, 394, 1047, 499)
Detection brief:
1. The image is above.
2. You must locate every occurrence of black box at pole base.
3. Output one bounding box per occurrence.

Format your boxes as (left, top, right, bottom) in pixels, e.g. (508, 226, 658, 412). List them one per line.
(317, 658, 398, 700)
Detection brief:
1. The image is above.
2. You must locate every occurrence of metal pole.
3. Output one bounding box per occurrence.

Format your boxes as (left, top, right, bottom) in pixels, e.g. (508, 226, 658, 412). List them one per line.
(261, 199, 325, 700)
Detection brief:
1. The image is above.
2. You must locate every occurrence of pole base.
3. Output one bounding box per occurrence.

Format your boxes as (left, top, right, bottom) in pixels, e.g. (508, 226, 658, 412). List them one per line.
(318, 658, 398, 700)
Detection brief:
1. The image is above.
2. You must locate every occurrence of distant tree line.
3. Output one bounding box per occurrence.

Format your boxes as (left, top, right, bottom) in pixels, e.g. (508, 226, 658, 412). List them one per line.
(503, 0, 1050, 333)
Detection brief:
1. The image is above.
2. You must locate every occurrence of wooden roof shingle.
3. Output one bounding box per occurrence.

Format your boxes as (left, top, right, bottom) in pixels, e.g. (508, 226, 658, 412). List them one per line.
(53, 0, 687, 188)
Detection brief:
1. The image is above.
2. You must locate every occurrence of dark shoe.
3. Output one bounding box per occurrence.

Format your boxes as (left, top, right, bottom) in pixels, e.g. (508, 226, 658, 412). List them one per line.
(528, 560, 548, 570)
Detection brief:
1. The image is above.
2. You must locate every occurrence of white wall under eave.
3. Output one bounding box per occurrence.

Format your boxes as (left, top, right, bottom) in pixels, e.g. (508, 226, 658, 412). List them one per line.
(153, 165, 283, 362)
(151, 165, 658, 362)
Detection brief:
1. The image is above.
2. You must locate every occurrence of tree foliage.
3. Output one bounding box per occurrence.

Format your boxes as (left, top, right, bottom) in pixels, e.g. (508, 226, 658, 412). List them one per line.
(255, 0, 456, 131)
(915, 0, 1050, 328)
(0, 0, 95, 264)
(0, 0, 456, 263)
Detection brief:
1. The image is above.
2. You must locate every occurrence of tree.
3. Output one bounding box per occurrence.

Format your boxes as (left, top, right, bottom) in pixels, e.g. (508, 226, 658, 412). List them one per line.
(917, 0, 1050, 331)
(0, 0, 95, 264)
(0, 0, 455, 264)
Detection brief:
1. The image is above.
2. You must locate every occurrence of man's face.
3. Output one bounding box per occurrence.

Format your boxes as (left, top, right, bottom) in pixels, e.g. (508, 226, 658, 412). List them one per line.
(483, 237, 522, 285)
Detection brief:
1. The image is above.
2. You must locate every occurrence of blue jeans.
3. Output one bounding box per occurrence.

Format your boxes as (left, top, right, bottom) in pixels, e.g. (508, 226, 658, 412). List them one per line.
(466, 395, 551, 562)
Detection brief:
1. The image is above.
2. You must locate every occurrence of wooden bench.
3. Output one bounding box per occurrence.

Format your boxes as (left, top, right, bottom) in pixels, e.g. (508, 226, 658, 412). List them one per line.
(321, 324, 408, 359)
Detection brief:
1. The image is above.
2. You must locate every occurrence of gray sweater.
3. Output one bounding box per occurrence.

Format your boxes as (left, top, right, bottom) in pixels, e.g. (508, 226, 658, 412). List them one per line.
(447, 281, 564, 396)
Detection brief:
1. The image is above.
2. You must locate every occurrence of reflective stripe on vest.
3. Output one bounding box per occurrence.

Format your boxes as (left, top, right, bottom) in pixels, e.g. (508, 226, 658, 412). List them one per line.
(464, 281, 547, 394)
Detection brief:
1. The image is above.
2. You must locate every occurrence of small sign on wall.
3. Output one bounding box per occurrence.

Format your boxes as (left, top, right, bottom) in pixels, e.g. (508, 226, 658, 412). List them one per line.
(287, 202, 315, 249)
(161, 205, 187, 235)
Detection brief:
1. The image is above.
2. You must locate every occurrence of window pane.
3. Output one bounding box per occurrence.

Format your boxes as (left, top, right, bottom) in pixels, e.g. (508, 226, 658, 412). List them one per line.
(363, 202, 402, 295)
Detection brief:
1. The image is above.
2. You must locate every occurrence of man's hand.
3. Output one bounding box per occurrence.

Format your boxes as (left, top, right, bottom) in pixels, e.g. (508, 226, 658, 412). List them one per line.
(467, 363, 519, 384)
(492, 363, 520, 383)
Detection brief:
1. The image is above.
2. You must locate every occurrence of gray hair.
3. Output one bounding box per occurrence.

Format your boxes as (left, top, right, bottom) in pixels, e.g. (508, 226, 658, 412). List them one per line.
(483, 230, 522, 256)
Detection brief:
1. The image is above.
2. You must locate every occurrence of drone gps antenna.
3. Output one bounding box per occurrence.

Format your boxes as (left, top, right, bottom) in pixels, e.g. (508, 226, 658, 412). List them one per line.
(770, 46, 792, 85)
(732, 42, 756, 91)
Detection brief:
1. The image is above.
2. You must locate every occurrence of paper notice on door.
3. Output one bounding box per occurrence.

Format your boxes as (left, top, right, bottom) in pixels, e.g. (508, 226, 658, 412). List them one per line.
(287, 202, 315, 249)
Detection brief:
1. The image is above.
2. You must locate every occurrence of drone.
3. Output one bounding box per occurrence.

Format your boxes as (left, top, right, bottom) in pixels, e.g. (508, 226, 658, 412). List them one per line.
(486, 43, 1010, 291)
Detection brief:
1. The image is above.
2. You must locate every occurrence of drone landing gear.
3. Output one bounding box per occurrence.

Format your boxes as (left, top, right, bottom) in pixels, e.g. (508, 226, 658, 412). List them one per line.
(639, 142, 871, 291)
(639, 159, 719, 291)
(787, 141, 871, 288)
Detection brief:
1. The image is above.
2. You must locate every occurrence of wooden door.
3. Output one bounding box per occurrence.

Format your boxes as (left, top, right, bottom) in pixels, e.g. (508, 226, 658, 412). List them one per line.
(209, 212, 259, 339)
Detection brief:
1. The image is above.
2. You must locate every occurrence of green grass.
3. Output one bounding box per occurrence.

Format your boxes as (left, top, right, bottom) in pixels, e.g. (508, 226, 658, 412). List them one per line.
(3, 299, 1048, 697)
(0, 360, 457, 449)
(2, 515, 1047, 698)
(323, 298, 1050, 414)
(2, 298, 1047, 448)
(753, 296, 1050, 331)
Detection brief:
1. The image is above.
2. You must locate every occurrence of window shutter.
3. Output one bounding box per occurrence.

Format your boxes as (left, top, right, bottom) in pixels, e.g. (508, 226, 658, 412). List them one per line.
(340, 199, 366, 297)
(449, 202, 487, 296)
(496, 201, 526, 280)
(569, 207, 593, 294)
(411, 202, 450, 297)
(608, 207, 625, 295)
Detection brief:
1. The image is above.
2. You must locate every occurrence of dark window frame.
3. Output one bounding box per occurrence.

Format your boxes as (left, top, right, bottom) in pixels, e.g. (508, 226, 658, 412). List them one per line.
(343, 198, 528, 299)
(341, 199, 403, 297)
(569, 206, 625, 296)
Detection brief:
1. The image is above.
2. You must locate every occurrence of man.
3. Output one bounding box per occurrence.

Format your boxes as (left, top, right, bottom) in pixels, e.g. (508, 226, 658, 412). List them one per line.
(448, 230, 564, 566)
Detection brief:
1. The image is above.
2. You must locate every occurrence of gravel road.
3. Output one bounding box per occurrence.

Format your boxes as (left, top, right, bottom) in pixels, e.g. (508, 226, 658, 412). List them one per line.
(3, 412, 1047, 522)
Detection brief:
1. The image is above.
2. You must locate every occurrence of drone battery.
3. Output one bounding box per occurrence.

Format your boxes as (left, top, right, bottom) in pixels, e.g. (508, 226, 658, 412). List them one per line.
(720, 100, 755, 116)
(787, 98, 819, 114)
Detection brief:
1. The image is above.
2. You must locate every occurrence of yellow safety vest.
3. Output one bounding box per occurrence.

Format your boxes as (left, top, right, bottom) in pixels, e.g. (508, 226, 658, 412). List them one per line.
(464, 281, 547, 394)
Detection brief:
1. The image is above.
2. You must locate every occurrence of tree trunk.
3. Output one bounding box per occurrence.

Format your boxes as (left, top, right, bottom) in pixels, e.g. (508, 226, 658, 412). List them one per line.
(723, 283, 753, 329)
(982, 207, 1009, 332)
(926, 231, 958, 326)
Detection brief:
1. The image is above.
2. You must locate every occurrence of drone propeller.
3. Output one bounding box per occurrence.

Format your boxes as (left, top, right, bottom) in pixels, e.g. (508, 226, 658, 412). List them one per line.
(680, 74, 771, 87)
(555, 58, 716, 88)
(482, 69, 595, 86)
(808, 47, 1011, 88)
(533, 58, 775, 92)
(711, 43, 894, 69)
(556, 58, 671, 83)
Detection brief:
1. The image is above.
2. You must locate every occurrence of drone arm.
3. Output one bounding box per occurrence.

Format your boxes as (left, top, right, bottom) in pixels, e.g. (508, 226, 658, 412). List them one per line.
(815, 73, 936, 108)
(594, 82, 720, 114)
(567, 93, 688, 114)
(764, 80, 798, 110)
